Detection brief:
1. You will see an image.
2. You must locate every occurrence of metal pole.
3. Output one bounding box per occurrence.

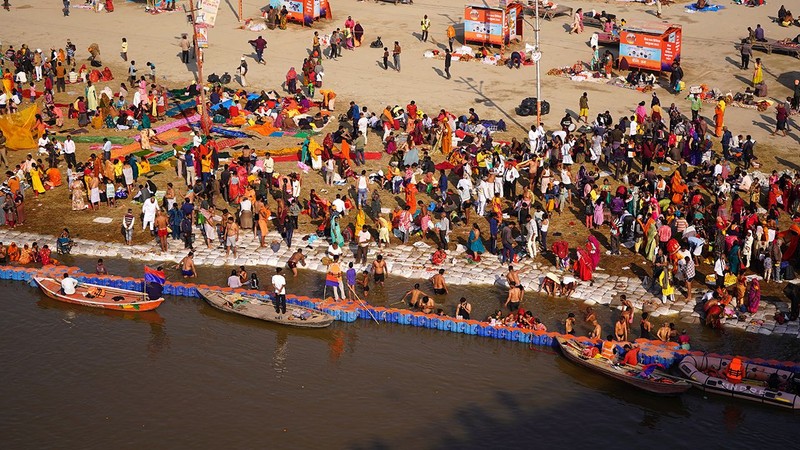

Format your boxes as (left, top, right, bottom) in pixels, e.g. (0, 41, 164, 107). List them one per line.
(534, 1, 541, 125)
(189, 3, 209, 136)
(238, 0, 243, 22)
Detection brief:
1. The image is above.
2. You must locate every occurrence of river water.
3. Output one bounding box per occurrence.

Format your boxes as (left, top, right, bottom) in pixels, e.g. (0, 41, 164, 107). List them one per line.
(1, 256, 798, 449)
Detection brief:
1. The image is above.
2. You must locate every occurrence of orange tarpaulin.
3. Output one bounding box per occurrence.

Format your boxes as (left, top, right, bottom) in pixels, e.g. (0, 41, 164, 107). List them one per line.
(0, 105, 38, 150)
(249, 122, 280, 136)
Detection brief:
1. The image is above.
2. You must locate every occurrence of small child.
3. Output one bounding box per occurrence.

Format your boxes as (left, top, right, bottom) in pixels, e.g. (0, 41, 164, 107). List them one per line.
(146, 62, 156, 82)
(121, 38, 128, 61)
(29, 82, 36, 103)
(359, 270, 370, 298)
(105, 179, 115, 207)
(383, 47, 389, 70)
(763, 255, 773, 282)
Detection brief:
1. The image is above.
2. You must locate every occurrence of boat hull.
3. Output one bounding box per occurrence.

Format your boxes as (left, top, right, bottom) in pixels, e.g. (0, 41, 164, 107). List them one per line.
(198, 288, 334, 328)
(678, 355, 800, 409)
(557, 337, 691, 396)
(34, 277, 164, 312)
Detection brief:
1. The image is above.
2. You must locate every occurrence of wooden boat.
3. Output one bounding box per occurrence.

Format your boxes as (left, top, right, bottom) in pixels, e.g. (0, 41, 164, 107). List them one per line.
(556, 337, 691, 396)
(678, 355, 800, 409)
(198, 288, 334, 328)
(34, 276, 164, 312)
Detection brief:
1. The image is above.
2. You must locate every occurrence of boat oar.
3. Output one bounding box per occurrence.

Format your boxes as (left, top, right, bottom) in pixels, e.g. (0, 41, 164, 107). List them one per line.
(348, 284, 380, 325)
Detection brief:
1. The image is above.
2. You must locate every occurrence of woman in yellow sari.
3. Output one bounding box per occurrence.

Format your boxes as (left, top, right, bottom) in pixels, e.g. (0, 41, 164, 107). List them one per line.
(714, 97, 726, 137)
(30, 163, 46, 196)
(2, 68, 12, 95)
(18, 244, 33, 264)
(354, 206, 366, 235)
(752, 58, 763, 86)
(441, 120, 453, 155)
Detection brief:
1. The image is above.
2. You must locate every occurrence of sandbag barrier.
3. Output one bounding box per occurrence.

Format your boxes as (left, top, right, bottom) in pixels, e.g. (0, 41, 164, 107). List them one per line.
(4, 265, 799, 374)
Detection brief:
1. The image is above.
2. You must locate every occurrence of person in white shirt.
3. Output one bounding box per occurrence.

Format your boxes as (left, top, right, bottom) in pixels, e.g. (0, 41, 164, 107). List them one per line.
(64, 135, 78, 167)
(192, 132, 202, 148)
(628, 118, 637, 137)
(356, 171, 368, 207)
(332, 194, 345, 216)
(15, 69, 27, 87)
(457, 173, 473, 204)
(358, 114, 369, 144)
(291, 176, 301, 198)
(525, 215, 539, 258)
(503, 164, 519, 198)
(227, 269, 243, 288)
(356, 227, 371, 264)
(477, 178, 493, 217)
(142, 196, 158, 231)
(264, 153, 275, 188)
(271, 267, 287, 314)
(37, 135, 49, 155)
(528, 124, 540, 152)
(102, 138, 112, 161)
(60, 273, 79, 295)
(327, 242, 343, 259)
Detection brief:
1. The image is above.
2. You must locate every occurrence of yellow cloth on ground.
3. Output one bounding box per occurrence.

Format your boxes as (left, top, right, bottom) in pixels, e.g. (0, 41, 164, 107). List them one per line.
(0, 105, 38, 150)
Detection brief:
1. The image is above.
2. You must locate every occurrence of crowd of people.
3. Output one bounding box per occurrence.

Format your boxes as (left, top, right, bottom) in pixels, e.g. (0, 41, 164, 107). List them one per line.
(0, 6, 798, 337)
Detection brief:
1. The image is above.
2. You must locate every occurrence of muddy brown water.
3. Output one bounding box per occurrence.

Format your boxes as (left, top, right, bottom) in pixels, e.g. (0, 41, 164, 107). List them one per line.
(1, 256, 798, 448)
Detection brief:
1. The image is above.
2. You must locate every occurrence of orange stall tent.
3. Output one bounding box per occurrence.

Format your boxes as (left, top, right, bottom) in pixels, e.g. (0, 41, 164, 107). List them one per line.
(619, 22, 682, 72)
(272, 0, 332, 26)
(463, 2, 523, 47)
(0, 105, 38, 150)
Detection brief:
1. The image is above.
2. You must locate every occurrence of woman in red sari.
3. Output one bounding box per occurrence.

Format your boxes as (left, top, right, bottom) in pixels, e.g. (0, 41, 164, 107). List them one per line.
(575, 247, 594, 281)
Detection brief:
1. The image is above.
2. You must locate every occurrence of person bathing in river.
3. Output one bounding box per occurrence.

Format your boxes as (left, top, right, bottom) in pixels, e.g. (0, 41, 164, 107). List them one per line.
(430, 268, 448, 295)
(565, 312, 576, 335)
(401, 283, 429, 308)
(180, 251, 196, 278)
(418, 296, 435, 314)
(505, 282, 524, 311)
(506, 265, 521, 286)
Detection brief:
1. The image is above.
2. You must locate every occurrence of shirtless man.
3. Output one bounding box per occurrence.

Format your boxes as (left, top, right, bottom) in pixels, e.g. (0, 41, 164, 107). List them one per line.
(505, 282, 524, 311)
(506, 265, 521, 286)
(89, 174, 100, 210)
(419, 296, 435, 314)
(614, 316, 628, 342)
(590, 319, 602, 339)
(400, 283, 428, 308)
(565, 312, 576, 334)
(180, 251, 196, 277)
(224, 217, 239, 257)
(430, 268, 448, 295)
(358, 270, 370, 298)
(656, 322, 671, 342)
(287, 248, 306, 276)
(155, 210, 169, 251)
(640, 312, 653, 339)
(372, 254, 388, 287)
